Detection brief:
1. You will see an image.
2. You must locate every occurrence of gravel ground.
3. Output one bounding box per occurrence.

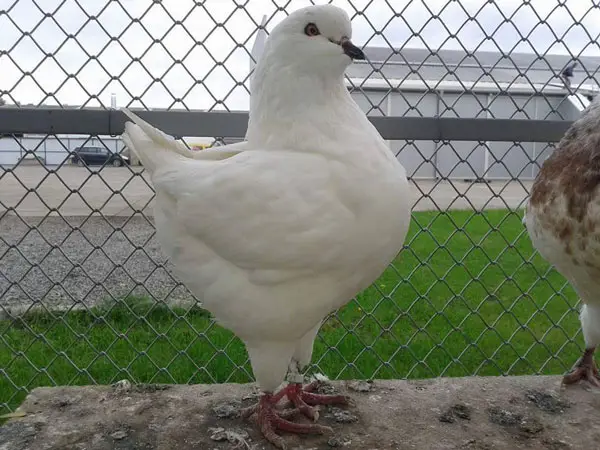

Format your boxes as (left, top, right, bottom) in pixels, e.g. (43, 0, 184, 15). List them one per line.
(0, 214, 198, 317)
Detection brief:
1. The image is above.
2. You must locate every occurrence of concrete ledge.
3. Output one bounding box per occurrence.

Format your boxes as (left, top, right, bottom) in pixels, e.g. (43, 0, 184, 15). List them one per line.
(1, 376, 598, 450)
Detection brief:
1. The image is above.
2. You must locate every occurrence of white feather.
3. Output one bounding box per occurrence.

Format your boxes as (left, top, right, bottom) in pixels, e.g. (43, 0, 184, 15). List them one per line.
(121, 4, 412, 393)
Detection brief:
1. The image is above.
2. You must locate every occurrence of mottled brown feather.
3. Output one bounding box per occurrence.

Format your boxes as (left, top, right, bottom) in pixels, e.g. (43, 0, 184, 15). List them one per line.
(530, 125, 600, 223)
(531, 97, 600, 227)
(527, 101, 600, 305)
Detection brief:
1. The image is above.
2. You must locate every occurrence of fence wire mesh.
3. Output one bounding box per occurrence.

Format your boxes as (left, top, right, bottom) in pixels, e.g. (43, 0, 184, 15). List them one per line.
(1, 0, 598, 414)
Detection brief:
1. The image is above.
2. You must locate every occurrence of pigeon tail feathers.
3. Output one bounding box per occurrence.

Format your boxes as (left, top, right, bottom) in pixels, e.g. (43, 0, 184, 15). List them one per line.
(120, 108, 191, 175)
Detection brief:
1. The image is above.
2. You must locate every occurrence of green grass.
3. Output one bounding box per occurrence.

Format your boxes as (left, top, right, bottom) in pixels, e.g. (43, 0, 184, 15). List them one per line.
(0, 208, 583, 415)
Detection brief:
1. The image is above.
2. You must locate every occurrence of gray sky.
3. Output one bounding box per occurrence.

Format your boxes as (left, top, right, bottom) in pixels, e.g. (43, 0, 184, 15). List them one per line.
(1, 0, 599, 110)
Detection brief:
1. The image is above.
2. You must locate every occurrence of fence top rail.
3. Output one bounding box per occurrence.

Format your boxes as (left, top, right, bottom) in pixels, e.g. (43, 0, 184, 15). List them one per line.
(0, 107, 572, 143)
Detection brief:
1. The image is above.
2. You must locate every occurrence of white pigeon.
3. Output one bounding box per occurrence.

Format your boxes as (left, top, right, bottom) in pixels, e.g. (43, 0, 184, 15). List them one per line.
(525, 98, 600, 388)
(121, 4, 412, 448)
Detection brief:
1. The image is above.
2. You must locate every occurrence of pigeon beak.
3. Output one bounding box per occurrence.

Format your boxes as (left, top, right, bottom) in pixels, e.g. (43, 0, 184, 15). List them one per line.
(340, 37, 365, 60)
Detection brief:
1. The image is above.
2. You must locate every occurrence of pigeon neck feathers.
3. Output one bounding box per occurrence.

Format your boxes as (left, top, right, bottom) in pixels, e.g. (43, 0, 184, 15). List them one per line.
(246, 52, 374, 153)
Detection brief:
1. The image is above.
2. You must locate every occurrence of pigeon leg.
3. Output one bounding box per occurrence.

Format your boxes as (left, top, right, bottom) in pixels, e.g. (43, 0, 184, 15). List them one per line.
(563, 347, 600, 387)
(253, 393, 333, 449)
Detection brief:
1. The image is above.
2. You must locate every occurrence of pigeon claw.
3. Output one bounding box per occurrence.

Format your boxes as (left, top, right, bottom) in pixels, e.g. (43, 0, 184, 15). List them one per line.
(240, 382, 351, 447)
(563, 366, 600, 388)
(254, 393, 332, 449)
(302, 391, 352, 407)
(285, 383, 320, 421)
(282, 382, 352, 421)
(297, 380, 353, 407)
(563, 348, 600, 388)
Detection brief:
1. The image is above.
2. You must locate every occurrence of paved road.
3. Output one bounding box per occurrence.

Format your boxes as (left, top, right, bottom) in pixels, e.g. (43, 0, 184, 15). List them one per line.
(0, 165, 533, 217)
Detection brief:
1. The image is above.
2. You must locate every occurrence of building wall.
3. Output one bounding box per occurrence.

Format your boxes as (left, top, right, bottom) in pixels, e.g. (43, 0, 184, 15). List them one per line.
(350, 89, 573, 180)
(390, 91, 440, 179)
(1, 91, 577, 180)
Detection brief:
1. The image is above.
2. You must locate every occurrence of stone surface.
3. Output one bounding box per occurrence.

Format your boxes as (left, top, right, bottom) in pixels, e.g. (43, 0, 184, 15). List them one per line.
(1, 376, 599, 450)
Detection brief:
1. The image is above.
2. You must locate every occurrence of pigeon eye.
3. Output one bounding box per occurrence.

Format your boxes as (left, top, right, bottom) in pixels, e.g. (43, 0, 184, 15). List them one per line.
(304, 23, 320, 37)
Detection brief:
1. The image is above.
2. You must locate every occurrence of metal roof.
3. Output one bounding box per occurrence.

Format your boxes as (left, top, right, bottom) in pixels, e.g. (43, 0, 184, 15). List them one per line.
(250, 25, 600, 94)
(349, 47, 600, 89)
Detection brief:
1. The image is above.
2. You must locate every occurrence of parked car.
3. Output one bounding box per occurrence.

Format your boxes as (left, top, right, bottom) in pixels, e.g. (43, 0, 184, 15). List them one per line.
(71, 146, 130, 167)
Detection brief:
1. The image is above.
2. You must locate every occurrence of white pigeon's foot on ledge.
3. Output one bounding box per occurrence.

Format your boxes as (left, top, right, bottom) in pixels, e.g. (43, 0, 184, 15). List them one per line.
(242, 393, 333, 449)
(287, 381, 352, 410)
(563, 348, 600, 388)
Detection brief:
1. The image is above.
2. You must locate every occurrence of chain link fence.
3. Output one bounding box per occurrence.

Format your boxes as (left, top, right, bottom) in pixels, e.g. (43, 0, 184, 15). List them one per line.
(1, 0, 599, 414)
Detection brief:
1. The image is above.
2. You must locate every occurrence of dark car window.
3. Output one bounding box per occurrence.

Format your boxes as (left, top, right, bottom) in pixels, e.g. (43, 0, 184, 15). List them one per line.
(72, 145, 126, 166)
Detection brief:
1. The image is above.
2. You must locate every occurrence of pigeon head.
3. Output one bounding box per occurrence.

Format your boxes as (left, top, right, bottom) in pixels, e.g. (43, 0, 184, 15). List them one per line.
(247, 5, 368, 143)
(259, 5, 364, 76)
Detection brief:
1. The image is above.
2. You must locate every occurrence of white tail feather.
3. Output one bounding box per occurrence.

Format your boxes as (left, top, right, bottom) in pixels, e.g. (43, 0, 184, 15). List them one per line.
(121, 108, 193, 175)
(120, 108, 245, 174)
(121, 108, 191, 156)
